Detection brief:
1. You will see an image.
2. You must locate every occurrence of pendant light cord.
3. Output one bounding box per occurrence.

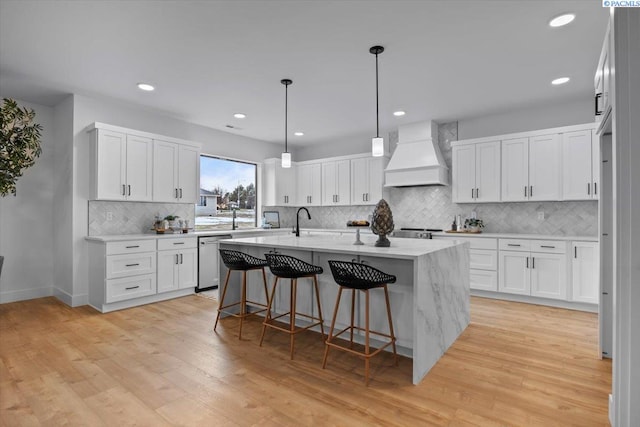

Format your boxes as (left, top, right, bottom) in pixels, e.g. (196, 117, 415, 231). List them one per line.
(285, 83, 288, 153)
(375, 51, 380, 138)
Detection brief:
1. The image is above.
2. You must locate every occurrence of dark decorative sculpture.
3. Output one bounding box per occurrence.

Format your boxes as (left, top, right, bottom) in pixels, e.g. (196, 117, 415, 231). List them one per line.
(371, 199, 394, 247)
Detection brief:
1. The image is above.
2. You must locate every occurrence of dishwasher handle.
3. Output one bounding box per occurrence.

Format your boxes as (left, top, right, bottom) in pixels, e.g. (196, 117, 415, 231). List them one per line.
(199, 235, 233, 245)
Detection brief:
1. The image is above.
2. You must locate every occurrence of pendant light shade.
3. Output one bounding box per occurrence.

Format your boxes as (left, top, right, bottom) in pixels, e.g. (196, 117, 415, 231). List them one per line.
(370, 45, 385, 157)
(281, 78, 293, 168)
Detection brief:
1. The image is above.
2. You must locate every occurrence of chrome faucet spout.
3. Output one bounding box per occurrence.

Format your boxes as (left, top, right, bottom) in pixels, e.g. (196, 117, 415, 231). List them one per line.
(295, 207, 311, 237)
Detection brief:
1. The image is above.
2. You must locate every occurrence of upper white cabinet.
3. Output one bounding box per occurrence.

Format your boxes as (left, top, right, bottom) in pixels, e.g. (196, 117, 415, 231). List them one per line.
(501, 134, 562, 202)
(90, 129, 153, 201)
(262, 159, 297, 206)
(571, 241, 600, 304)
(351, 157, 387, 205)
(88, 123, 201, 203)
(562, 130, 598, 200)
(297, 163, 322, 206)
(594, 22, 612, 125)
(452, 140, 500, 203)
(322, 160, 350, 206)
(152, 140, 199, 204)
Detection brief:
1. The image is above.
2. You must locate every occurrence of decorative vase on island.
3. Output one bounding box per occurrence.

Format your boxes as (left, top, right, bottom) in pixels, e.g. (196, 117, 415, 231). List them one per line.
(371, 199, 394, 247)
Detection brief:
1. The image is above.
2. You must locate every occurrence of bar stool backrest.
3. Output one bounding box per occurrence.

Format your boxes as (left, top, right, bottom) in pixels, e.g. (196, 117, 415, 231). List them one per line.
(327, 260, 397, 290)
(264, 253, 323, 278)
(219, 249, 267, 270)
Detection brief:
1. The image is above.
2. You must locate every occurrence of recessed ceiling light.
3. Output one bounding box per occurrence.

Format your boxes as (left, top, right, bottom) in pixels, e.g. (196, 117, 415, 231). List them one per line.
(393, 111, 406, 117)
(549, 13, 575, 27)
(233, 113, 246, 119)
(137, 83, 155, 91)
(551, 77, 570, 85)
(294, 132, 304, 136)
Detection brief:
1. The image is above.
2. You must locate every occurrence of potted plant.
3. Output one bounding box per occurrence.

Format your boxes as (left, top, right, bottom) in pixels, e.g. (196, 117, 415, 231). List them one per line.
(0, 98, 43, 280)
(164, 215, 180, 230)
(464, 218, 485, 233)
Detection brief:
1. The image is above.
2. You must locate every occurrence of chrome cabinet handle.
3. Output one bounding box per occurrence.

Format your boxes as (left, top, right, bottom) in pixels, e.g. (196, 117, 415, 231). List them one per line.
(594, 182, 597, 195)
(524, 186, 527, 198)
(128, 185, 131, 196)
(125, 263, 139, 267)
(125, 285, 140, 290)
(173, 242, 184, 245)
(472, 188, 474, 198)
(122, 184, 126, 196)
(595, 93, 603, 116)
(530, 186, 533, 197)
(476, 188, 479, 199)
(180, 188, 183, 198)
(540, 245, 555, 249)
(587, 183, 591, 195)
(507, 244, 521, 247)
(175, 188, 179, 198)
(175, 254, 179, 264)
(532, 257, 535, 269)
(336, 195, 339, 203)
(575, 246, 578, 258)
(180, 253, 183, 264)
(125, 245, 139, 248)
(526, 257, 529, 268)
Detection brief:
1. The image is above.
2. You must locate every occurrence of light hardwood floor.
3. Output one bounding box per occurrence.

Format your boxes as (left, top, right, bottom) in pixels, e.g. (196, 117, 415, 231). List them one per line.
(0, 295, 611, 426)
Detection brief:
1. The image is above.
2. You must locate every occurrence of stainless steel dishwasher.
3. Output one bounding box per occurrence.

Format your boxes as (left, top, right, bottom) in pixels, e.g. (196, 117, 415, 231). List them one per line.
(197, 234, 232, 292)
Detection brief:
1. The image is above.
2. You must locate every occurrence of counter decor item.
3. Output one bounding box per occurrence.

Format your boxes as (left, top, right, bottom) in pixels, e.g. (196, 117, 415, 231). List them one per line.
(347, 220, 370, 245)
(371, 199, 394, 247)
(464, 218, 485, 233)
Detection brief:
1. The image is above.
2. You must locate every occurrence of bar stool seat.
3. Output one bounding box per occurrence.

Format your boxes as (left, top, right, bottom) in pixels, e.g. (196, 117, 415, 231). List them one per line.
(214, 249, 270, 339)
(260, 253, 325, 359)
(323, 260, 398, 386)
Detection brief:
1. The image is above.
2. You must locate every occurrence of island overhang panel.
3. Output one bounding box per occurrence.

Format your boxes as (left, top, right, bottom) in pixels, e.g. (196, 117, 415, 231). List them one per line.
(218, 234, 470, 384)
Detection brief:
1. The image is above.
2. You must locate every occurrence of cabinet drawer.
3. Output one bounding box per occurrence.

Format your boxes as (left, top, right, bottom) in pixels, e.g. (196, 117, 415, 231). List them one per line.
(470, 269, 498, 291)
(106, 274, 156, 303)
(499, 239, 531, 252)
(106, 252, 156, 279)
(530, 240, 566, 254)
(106, 239, 156, 255)
(158, 237, 197, 251)
(434, 236, 497, 250)
(470, 249, 498, 271)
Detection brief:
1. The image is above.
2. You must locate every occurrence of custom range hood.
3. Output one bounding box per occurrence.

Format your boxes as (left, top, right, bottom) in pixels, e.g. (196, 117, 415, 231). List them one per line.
(384, 120, 449, 187)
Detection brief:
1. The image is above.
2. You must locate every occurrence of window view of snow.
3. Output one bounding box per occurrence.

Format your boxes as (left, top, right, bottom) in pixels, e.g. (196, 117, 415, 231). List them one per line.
(196, 156, 257, 230)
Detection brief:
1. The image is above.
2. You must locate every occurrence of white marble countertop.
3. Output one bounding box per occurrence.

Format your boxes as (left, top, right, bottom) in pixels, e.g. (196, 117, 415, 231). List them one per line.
(430, 231, 598, 242)
(220, 234, 467, 260)
(85, 228, 286, 242)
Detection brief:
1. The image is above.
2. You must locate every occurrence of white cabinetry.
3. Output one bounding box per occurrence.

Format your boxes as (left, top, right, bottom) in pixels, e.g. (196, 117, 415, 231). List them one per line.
(594, 22, 612, 124)
(297, 163, 322, 206)
(262, 159, 297, 206)
(452, 141, 500, 203)
(562, 130, 598, 200)
(571, 241, 600, 304)
(501, 135, 561, 202)
(498, 239, 567, 300)
(351, 157, 387, 205)
(90, 129, 153, 201)
(152, 140, 200, 204)
(321, 160, 350, 206)
(157, 238, 198, 293)
(433, 236, 498, 291)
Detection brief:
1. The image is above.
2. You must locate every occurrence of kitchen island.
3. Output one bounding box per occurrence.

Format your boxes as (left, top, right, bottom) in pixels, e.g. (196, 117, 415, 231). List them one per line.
(219, 233, 470, 384)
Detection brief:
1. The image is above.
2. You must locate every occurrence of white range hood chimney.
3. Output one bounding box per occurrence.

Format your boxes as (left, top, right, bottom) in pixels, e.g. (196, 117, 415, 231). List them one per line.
(384, 120, 449, 187)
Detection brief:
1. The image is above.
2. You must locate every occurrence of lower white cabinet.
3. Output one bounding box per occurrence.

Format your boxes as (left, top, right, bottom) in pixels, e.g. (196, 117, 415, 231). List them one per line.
(433, 236, 498, 291)
(157, 238, 198, 294)
(498, 239, 567, 300)
(571, 241, 600, 304)
(88, 236, 197, 312)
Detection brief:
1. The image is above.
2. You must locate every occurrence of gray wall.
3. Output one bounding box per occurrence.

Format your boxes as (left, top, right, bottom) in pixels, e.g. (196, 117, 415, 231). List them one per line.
(0, 100, 55, 302)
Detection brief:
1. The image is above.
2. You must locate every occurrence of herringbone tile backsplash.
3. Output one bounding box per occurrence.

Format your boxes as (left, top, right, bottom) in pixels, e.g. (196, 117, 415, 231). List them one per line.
(89, 201, 195, 235)
(267, 121, 598, 237)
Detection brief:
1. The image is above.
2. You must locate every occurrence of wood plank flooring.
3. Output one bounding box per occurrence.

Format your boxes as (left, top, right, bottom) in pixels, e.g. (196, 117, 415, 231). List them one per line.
(0, 295, 611, 426)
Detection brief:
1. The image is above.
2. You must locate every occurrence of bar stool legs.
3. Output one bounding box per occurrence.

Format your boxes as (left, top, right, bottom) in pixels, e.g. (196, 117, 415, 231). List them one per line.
(322, 284, 398, 386)
(260, 274, 325, 360)
(214, 266, 269, 340)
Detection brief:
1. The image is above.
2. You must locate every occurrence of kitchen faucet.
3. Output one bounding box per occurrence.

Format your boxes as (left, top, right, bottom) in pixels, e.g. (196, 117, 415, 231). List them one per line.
(295, 207, 311, 237)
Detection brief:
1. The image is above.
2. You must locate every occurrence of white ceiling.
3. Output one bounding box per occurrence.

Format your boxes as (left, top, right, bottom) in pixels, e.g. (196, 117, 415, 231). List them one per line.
(0, 1, 608, 146)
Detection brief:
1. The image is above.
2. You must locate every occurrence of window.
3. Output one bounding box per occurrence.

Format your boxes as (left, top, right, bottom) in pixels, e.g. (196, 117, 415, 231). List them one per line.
(196, 155, 257, 230)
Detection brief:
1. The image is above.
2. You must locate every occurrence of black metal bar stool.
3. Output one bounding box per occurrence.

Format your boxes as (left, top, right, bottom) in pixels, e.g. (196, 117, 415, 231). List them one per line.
(260, 253, 325, 359)
(323, 260, 398, 386)
(214, 249, 270, 339)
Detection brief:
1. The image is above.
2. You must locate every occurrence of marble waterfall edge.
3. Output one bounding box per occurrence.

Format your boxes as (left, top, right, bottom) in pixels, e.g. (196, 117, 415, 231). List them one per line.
(413, 243, 470, 384)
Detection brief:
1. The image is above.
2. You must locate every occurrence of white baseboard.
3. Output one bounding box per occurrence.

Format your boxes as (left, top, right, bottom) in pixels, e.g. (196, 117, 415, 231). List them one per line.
(53, 288, 88, 307)
(608, 393, 614, 426)
(471, 290, 598, 313)
(0, 286, 54, 304)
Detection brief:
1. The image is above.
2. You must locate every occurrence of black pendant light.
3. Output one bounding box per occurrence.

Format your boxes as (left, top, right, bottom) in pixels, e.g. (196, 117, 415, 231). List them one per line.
(281, 78, 292, 168)
(370, 45, 384, 157)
